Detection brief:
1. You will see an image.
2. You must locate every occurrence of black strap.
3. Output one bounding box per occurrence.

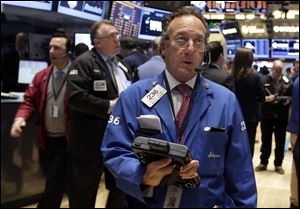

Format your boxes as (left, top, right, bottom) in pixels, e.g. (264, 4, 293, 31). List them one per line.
(163, 72, 199, 144)
(52, 72, 67, 101)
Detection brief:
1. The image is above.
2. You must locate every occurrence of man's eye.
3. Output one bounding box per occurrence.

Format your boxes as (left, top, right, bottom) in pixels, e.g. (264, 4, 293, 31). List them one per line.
(176, 37, 186, 43)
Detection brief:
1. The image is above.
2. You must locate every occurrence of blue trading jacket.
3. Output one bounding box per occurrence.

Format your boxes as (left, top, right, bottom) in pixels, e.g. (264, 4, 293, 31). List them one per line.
(101, 72, 257, 208)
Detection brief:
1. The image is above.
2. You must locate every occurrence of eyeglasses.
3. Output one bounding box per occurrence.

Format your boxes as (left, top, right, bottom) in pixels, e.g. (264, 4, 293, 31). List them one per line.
(97, 32, 120, 40)
(172, 35, 206, 52)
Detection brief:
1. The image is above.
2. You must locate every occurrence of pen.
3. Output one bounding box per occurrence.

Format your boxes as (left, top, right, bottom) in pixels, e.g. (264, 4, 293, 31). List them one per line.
(204, 127, 225, 132)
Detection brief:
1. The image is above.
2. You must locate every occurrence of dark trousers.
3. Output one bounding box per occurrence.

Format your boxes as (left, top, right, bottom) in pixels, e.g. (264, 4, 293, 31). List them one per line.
(38, 136, 67, 208)
(105, 168, 127, 208)
(68, 155, 126, 208)
(245, 121, 258, 157)
(67, 155, 104, 208)
(260, 118, 288, 166)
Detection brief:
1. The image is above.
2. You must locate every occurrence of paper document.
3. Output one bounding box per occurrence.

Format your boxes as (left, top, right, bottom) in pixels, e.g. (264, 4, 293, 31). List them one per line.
(137, 115, 162, 132)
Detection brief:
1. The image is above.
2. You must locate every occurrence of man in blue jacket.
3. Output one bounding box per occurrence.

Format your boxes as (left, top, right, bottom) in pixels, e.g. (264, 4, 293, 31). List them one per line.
(101, 6, 257, 208)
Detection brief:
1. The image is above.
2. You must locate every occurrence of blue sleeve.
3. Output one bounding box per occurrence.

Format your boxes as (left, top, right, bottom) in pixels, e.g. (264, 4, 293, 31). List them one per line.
(101, 88, 147, 203)
(287, 76, 299, 135)
(224, 95, 258, 207)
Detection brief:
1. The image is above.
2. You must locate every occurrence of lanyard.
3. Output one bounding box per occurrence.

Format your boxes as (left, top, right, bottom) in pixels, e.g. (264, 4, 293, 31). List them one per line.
(163, 72, 199, 144)
(52, 73, 67, 101)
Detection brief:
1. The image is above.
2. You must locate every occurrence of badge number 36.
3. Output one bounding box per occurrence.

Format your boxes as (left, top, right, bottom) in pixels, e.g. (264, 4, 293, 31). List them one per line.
(108, 115, 120, 125)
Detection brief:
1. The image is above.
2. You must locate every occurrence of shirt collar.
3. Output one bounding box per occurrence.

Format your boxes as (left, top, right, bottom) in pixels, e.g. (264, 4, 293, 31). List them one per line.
(96, 49, 117, 64)
(210, 63, 222, 70)
(165, 69, 197, 91)
(53, 61, 71, 74)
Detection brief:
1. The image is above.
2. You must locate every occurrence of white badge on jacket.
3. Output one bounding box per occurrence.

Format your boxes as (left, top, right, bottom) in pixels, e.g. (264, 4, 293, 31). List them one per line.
(94, 80, 107, 91)
(142, 84, 167, 108)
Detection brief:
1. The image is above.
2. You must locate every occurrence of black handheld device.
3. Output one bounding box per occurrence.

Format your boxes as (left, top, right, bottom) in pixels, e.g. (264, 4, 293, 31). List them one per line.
(132, 136, 200, 188)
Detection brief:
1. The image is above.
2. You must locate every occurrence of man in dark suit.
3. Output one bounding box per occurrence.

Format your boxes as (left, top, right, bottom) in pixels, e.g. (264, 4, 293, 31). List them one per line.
(256, 60, 293, 174)
(67, 20, 131, 208)
(201, 41, 234, 91)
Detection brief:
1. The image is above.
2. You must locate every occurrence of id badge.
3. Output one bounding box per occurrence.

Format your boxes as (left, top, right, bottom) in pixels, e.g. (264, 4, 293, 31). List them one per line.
(141, 84, 167, 108)
(52, 105, 59, 118)
(94, 80, 107, 91)
(163, 185, 183, 208)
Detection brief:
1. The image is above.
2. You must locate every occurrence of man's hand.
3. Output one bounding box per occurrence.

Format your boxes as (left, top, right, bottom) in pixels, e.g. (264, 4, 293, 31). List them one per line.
(142, 158, 173, 187)
(10, 117, 26, 138)
(265, 95, 275, 103)
(179, 160, 199, 179)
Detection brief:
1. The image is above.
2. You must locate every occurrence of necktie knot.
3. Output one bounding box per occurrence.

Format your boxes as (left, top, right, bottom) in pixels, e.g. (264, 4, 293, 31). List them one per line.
(55, 70, 65, 79)
(176, 84, 192, 97)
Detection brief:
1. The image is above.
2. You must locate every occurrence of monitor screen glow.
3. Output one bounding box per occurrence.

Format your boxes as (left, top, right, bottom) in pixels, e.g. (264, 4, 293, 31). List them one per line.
(57, 1, 110, 21)
(271, 39, 299, 60)
(74, 33, 93, 50)
(18, 60, 48, 84)
(242, 39, 269, 58)
(2, 1, 53, 11)
(226, 39, 241, 59)
(138, 6, 171, 40)
(110, 1, 144, 37)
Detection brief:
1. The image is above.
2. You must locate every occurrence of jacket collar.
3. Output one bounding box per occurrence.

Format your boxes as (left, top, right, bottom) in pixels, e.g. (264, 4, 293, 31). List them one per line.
(144, 73, 213, 143)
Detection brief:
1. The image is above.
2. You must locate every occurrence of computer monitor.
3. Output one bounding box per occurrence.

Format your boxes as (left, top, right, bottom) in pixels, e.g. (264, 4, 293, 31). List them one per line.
(143, 1, 189, 12)
(2, 1, 53, 11)
(18, 60, 48, 84)
(206, 1, 267, 13)
(190, 1, 207, 13)
(226, 39, 241, 59)
(220, 22, 242, 40)
(74, 33, 93, 50)
(57, 1, 110, 21)
(109, 1, 144, 37)
(271, 39, 299, 60)
(242, 39, 269, 59)
(138, 6, 171, 40)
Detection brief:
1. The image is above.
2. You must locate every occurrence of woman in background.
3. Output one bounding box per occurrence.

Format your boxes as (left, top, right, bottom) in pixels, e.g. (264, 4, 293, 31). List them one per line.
(231, 48, 266, 157)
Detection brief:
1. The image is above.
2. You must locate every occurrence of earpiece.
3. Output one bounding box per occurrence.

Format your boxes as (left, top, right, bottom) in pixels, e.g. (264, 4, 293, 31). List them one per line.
(195, 50, 211, 72)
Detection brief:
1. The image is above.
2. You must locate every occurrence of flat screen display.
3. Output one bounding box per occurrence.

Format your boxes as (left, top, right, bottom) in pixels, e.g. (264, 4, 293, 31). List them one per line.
(2, 1, 53, 11)
(242, 39, 269, 58)
(57, 1, 110, 21)
(206, 1, 267, 13)
(18, 60, 48, 84)
(220, 22, 242, 40)
(143, 1, 189, 12)
(271, 39, 299, 60)
(110, 1, 144, 37)
(190, 1, 207, 13)
(138, 6, 171, 40)
(74, 33, 93, 50)
(226, 39, 241, 59)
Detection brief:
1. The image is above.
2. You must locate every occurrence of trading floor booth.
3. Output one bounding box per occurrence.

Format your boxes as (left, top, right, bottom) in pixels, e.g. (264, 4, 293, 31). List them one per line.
(1, 98, 45, 207)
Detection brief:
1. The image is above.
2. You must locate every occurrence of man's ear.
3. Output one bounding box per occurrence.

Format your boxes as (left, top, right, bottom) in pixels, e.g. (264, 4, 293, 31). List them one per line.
(94, 38, 101, 48)
(160, 42, 166, 57)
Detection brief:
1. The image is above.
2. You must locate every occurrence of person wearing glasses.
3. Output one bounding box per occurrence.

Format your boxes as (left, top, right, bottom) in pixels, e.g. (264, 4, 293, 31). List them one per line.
(101, 6, 257, 208)
(67, 20, 131, 208)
